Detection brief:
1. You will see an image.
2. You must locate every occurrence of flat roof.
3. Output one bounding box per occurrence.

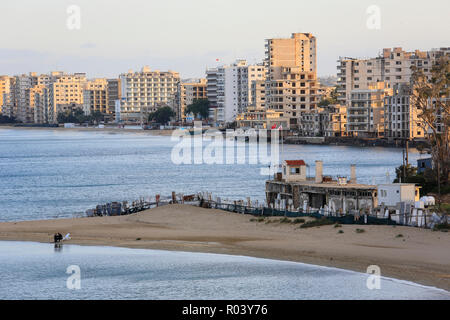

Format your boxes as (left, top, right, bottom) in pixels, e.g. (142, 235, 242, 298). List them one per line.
(268, 180, 376, 190)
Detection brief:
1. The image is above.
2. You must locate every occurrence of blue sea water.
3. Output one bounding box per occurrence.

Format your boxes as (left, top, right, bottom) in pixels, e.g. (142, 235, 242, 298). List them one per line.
(0, 128, 422, 222)
(0, 241, 448, 300)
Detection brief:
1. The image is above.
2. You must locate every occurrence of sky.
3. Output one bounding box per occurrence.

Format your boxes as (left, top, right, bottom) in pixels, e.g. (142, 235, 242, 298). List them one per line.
(0, 0, 449, 79)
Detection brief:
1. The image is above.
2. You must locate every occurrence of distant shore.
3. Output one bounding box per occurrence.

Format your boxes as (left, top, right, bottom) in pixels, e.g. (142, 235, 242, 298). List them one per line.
(0, 124, 175, 136)
(0, 204, 448, 291)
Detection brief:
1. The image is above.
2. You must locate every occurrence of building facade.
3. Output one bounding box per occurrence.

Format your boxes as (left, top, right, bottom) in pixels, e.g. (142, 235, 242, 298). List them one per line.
(347, 82, 392, 137)
(180, 78, 207, 122)
(336, 47, 450, 106)
(117, 66, 180, 123)
(207, 60, 265, 124)
(83, 78, 108, 116)
(106, 78, 121, 120)
(265, 33, 319, 129)
(384, 84, 425, 140)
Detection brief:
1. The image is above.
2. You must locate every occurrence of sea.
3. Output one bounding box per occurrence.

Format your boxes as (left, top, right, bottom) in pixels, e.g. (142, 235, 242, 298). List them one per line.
(0, 241, 448, 300)
(0, 128, 423, 222)
(1, 128, 445, 300)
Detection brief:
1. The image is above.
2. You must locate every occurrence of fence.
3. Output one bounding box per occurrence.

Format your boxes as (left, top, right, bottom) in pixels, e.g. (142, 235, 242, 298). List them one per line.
(199, 199, 397, 226)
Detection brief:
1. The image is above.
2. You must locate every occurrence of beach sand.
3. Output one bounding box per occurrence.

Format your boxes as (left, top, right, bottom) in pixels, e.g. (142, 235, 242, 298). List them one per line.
(0, 204, 449, 290)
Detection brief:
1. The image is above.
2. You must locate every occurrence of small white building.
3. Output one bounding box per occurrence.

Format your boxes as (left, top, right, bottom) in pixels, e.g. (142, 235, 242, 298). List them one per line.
(377, 183, 420, 207)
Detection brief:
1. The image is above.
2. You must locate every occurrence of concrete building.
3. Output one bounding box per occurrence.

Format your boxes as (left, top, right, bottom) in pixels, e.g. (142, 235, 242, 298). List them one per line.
(106, 78, 121, 119)
(235, 106, 288, 129)
(266, 160, 377, 214)
(117, 66, 180, 123)
(384, 84, 425, 140)
(83, 78, 108, 115)
(0, 76, 14, 117)
(298, 104, 347, 137)
(206, 60, 265, 124)
(325, 104, 347, 137)
(347, 82, 392, 137)
(251, 79, 266, 109)
(180, 78, 207, 122)
(206, 67, 223, 123)
(377, 183, 420, 207)
(49, 73, 87, 123)
(265, 33, 319, 129)
(336, 47, 450, 106)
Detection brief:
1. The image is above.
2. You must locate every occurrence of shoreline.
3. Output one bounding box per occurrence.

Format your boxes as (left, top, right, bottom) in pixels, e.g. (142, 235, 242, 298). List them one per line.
(0, 204, 448, 291)
(0, 125, 429, 149)
(0, 124, 175, 136)
(3, 239, 449, 295)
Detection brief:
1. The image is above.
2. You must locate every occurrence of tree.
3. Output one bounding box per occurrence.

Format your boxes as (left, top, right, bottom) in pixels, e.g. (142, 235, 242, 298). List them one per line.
(57, 108, 88, 124)
(90, 111, 105, 124)
(394, 164, 418, 183)
(0, 115, 18, 124)
(411, 55, 450, 205)
(318, 88, 338, 107)
(148, 106, 175, 125)
(185, 99, 210, 119)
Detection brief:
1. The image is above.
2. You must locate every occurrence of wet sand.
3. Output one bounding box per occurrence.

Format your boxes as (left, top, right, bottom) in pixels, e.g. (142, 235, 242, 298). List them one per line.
(0, 204, 449, 290)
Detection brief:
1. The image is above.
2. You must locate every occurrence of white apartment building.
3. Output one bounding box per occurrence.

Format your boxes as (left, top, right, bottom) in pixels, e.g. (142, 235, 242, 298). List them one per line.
(207, 60, 265, 123)
(117, 66, 180, 123)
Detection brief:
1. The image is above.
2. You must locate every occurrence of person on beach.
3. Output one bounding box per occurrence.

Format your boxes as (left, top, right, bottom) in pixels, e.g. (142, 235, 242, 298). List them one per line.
(53, 233, 63, 243)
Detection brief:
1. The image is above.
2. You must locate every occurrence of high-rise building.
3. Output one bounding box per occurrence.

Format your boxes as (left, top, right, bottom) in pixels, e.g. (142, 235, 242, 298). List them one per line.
(180, 78, 207, 121)
(384, 84, 426, 140)
(265, 33, 319, 129)
(83, 78, 108, 115)
(117, 66, 180, 123)
(206, 67, 224, 122)
(336, 47, 450, 106)
(347, 82, 392, 137)
(48, 73, 87, 123)
(107, 78, 121, 118)
(0, 76, 14, 117)
(206, 60, 265, 123)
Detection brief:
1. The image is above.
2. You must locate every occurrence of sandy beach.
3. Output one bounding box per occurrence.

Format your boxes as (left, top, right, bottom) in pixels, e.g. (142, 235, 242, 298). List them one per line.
(0, 204, 449, 291)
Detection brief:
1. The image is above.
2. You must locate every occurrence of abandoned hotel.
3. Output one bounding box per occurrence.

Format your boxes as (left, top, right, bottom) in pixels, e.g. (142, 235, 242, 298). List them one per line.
(266, 160, 383, 215)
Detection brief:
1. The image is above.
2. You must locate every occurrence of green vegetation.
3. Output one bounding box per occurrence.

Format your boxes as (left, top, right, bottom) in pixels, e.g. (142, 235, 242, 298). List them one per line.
(432, 223, 450, 232)
(411, 56, 450, 207)
(249, 217, 265, 222)
(299, 217, 334, 229)
(318, 88, 338, 107)
(338, 230, 344, 234)
(334, 223, 342, 228)
(185, 99, 210, 119)
(396, 234, 404, 238)
(148, 106, 175, 125)
(136, 238, 141, 241)
(0, 114, 18, 124)
(57, 108, 105, 125)
(355, 228, 365, 234)
(279, 217, 291, 223)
